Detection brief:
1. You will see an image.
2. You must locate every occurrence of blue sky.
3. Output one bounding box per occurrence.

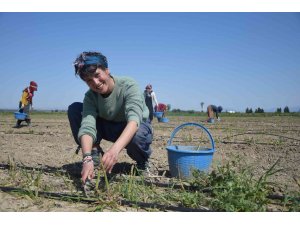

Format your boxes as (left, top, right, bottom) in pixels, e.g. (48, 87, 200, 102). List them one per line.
(0, 12, 299, 112)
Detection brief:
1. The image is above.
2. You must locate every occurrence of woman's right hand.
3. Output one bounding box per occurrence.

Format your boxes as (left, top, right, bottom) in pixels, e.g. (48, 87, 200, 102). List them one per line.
(81, 160, 95, 184)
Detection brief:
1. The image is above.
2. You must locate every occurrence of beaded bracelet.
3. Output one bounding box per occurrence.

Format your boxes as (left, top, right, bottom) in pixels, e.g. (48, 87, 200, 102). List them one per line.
(82, 156, 93, 164)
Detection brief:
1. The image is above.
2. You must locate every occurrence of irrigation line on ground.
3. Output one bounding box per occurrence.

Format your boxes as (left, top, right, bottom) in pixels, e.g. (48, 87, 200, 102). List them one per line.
(0, 186, 211, 212)
(1, 131, 66, 136)
(153, 132, 300, 146)
(152, 125, 300, 132)
(224, 132, 300, 142)
(156, 139, 300, 147)
(220, 141, 299, 147)
(0, 163, 68, 176)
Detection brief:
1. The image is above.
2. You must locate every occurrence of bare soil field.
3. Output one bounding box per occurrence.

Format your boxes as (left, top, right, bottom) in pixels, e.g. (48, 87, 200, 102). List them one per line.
(0, 112, 299, 211)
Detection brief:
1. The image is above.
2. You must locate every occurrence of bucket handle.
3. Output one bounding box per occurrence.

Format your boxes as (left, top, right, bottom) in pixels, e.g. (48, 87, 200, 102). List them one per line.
(167, 122, 215, 150)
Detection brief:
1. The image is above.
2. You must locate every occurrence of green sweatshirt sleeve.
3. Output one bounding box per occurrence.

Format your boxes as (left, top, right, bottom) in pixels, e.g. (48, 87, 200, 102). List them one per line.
(123, 78, 146, 127)
(77, 91, 98, 143)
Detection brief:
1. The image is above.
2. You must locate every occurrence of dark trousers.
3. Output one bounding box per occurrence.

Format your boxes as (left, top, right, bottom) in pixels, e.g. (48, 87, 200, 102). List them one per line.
(68, 102, 153, 163)
(145, 95, 153, 122)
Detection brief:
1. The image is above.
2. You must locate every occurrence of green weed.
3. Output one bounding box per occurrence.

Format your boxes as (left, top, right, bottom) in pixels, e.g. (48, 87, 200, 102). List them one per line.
(189, 158, 283, 211)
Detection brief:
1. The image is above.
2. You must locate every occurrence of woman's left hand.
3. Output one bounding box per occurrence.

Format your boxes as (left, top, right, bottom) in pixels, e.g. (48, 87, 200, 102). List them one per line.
(101, 148, 119, 173)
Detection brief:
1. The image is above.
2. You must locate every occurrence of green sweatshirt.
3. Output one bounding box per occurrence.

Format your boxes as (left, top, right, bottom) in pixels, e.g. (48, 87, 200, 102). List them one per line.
(78, 76, 149, 143)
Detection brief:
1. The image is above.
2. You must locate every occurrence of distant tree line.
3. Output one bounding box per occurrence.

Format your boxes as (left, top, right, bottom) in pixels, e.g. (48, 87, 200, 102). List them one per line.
(171, 109, 193, 113)
(161, 104, 293, 114)
(51, 109, 67, 112)
(245, 106, 290, 113)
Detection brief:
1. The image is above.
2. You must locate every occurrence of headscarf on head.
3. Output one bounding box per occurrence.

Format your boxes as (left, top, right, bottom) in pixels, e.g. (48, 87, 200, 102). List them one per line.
(29, 81, 38, 91)
(73, 52, 108, 75)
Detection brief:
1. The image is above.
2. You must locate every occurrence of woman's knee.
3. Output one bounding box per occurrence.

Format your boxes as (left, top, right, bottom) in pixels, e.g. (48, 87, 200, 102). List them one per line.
(68, 102, 82, 115)
(131, 122, 153, 150)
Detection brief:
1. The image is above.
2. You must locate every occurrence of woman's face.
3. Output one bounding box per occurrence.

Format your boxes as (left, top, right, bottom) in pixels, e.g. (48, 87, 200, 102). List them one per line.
(84, 68, 112, 94)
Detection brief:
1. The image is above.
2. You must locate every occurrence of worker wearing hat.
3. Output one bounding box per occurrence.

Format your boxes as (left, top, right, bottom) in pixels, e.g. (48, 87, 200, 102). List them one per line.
(14, 81, 38, 128)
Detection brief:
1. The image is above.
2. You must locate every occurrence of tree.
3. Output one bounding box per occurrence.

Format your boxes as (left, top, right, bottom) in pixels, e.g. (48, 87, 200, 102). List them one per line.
(172, 109, 181, 113)
(255, 107, 264, 113)
(276, 108, 282, 113)
(245, 107, 253, 113)
(284, 106, 290, 113)
(200, 102, 204, 112)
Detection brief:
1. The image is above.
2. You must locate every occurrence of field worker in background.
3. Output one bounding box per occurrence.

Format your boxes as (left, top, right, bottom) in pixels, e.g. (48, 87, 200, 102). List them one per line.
(14, 81, 38, 128)
(155, 103, 168, 118)
(206, 105, 223, 123)
(68, 51, 153, 184)
(144, 84, 159, 123)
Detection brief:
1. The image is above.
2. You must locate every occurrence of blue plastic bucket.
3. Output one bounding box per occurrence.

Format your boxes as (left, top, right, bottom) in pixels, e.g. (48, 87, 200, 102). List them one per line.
(166, 123, 215, 179)
(158, 117, 169, 123)
(14, 112, 27, 120)
(153, 111, 163, 118)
